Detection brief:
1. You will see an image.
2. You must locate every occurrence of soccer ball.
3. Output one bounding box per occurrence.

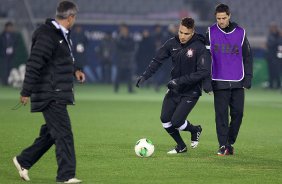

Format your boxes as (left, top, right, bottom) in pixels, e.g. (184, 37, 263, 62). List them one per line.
(134, 138, 155, 157)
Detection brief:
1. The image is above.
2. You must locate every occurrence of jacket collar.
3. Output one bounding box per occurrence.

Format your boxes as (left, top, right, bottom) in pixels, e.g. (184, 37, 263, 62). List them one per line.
(45, 18, 69, 34)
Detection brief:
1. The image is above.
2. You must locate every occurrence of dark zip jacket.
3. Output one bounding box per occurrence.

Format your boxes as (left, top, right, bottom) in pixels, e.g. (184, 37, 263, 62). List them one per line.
(142, 33, 211, 97)
(21, 19, 80, 112)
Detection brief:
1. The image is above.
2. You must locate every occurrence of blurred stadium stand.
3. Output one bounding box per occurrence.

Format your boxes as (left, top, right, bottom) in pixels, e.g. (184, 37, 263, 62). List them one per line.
(30, 0, 188, 20)
(0, 0, 280, 48)
(0, 0, 280, 87)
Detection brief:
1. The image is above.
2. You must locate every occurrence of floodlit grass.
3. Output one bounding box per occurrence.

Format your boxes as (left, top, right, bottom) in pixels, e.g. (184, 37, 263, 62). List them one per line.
(0, 84, 281, 183)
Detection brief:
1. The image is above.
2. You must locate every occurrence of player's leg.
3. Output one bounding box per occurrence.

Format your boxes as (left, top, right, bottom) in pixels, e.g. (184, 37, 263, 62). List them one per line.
(16, 124, 54, 168)
(14, 124, 54, 181)
(43, 101, 77, 182)
(227, 88, 244, 155)
(214, 89, 230, 155)
(171, 96, 202, 148)
(160, 93, 186, 153)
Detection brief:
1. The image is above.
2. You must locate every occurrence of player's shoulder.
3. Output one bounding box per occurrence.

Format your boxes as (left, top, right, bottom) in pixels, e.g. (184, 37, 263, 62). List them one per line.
(208, 23, 217, 29)
(167, 36, 178, 44)
(195, 33, 205, 42)
(33, 21, 59, 44)
(35, 24, 54, 37)
(231, 22, 245, 31)
(193, 33, 206, 46)
(206, 23, 217, 32)
(163, 36, 179, 48)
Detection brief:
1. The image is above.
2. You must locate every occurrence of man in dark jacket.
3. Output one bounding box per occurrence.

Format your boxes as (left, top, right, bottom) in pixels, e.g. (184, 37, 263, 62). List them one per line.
(266, 23, 280, 89)
(0, 21, 17, 85)
(205, 4, 253, 156)
(136, 17, 211, 154)
(114, 23, 135, 93)
(96, 32, 115, 83)
(13, 1, 84, 183)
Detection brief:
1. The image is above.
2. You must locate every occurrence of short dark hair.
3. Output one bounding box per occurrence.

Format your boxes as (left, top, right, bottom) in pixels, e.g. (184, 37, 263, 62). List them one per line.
(215, 3, 230, 15)
(180, 17, 195, 29)
(56, 1, 78, 19)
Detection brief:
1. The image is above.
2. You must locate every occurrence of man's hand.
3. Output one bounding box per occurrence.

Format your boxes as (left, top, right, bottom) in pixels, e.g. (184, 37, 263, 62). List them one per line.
(207, 91, 213, 95)
(203, 87, 213, 95)
(75, 70, 85, 83)
(136, 76, 145, 88)
(167, 79, 179, 90)
(20, 96, 29, 105)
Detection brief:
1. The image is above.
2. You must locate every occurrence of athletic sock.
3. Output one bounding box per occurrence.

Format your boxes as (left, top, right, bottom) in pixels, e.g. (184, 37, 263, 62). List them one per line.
(165, 126, 186, 148)
(180, 120, 197, 132)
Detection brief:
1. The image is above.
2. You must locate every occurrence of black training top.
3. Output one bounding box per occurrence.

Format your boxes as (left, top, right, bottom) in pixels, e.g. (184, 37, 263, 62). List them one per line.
(142, 33, 211, 97)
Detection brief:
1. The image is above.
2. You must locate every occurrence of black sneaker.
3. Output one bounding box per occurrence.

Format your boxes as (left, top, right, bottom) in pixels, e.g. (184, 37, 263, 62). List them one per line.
(191, 125, 202, 148)
(167, 145, 187, 154)
(217, 146, 227, 156)
(225, 144, 234, 155)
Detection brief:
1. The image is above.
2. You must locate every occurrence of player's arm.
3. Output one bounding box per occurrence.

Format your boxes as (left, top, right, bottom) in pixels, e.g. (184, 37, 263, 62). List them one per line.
(205, 30, 211, 51)
(136, 39, 171, 87)
(242, 36, 253, 89)
(202, 29, 213, 93)
(74, 61, 85, 83)
(142, 40, 171, 79)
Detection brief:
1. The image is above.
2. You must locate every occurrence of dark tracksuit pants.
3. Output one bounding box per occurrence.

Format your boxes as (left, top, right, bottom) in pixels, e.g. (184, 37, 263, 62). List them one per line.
(1, 56, 12, 85)
(214, 88, 244, 147)
(160, 92, 198, 128)
(160, 92, 199, 147)
(16, 101, 76, 182)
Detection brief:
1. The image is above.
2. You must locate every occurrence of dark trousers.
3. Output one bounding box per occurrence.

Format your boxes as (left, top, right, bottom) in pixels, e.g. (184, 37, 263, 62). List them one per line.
(267, 58, 281, 89)
(214, 88, 244, 146)
(160, 92, 198, 128)
(17, 101, 76, 182)
(1, 57, 12, 85)
(101, 60, 112, 83)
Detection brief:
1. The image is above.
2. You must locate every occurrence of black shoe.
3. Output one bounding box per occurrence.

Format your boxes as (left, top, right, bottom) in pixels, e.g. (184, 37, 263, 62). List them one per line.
(225, 144, 234, 155)
(191, 125, 202, 148)
(167, 145, 187, 154)
(217, 146, 227, 156)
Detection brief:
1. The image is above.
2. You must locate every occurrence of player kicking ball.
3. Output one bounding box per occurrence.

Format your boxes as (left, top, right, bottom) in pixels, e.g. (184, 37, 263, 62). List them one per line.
(136, 17, 211, 154)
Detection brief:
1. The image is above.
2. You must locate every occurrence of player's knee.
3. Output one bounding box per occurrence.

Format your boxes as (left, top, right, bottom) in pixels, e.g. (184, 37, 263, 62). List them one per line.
(160, 115, 170, 124)
(161, 121, 172, 129)
(171, 119, 186, 130)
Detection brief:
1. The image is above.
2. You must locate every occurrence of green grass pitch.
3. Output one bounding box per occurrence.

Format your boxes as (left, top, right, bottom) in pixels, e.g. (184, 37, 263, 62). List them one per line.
(0, 85, 281, 183)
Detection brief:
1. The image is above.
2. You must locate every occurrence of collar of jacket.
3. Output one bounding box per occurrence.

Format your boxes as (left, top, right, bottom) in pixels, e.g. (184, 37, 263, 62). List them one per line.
(45, 18, 70, 35)
(220, 22, 238, 33)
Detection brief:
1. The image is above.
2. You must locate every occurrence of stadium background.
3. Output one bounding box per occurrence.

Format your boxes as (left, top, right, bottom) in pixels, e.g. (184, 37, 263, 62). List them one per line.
(0, 0, 281, 184)
(0, 0, 281, 87)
